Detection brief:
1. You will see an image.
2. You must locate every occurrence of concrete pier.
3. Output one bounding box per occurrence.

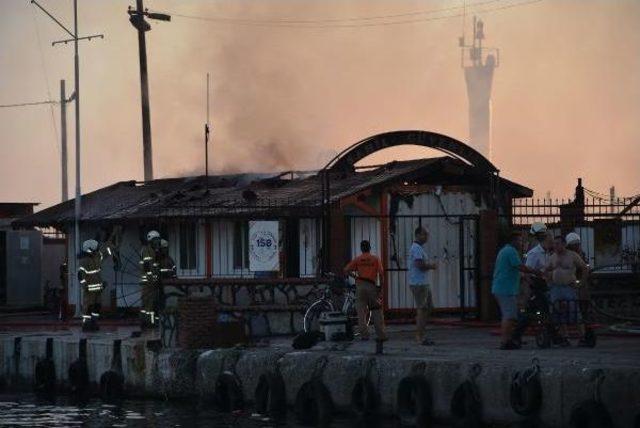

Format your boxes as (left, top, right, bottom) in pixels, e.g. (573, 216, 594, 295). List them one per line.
(1, 326, 639, 427)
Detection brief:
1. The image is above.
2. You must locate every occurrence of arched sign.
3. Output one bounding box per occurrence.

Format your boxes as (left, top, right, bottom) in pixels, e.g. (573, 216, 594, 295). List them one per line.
(324, 130, 498, 173)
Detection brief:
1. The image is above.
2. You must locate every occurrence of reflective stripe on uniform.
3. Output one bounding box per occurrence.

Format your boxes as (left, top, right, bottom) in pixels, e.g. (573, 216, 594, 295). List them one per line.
(78, 267, 101, 274)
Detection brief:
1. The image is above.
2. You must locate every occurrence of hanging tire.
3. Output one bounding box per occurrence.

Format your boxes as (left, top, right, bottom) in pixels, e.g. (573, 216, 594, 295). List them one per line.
(68, 359, 89, 396)
(294, 379, 334, 427)
(397, 375, 433, 427)
(450, 380, 482, 428)
(510, 369, 542, 416)
(569, 399, 613, 428)
(351, 377, 379, 423)
(584, 328, 597, 348)
(536, 329, 551, 349)
(215, 372, 244, 412)
(254, 372, 286, 420)
(34, 358, 56, 397)
(99, 370, 124, 402)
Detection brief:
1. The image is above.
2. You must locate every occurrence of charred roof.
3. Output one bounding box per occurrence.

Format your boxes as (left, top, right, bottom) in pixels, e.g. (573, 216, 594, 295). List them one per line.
(14, 157, 531, 227)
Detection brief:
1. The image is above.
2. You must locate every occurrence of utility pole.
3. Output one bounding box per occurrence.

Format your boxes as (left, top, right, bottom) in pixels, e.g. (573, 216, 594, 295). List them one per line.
(205, 73, 210, 178)
(128, 0, 170, 182)
(59, 79, 76, 202)
(32, 0, 103, 317)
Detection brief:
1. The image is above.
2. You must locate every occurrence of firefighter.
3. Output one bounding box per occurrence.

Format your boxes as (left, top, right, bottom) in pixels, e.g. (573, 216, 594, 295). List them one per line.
(139, 230, 161, 328)
(158, 239, 177, 280)
(78, 239, 104, 332)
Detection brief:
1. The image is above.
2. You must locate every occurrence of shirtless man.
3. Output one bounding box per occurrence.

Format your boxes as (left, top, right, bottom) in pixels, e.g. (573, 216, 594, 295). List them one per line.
(548, 235, 590, 346)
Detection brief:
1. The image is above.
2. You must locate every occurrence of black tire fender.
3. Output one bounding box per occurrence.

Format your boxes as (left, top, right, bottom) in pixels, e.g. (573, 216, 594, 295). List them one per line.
(351, 377, 379, 422)
(214, 371, 244, 412)
(254, 372, 286, 420)
(99, 370, 124, 402)
(450, 380, 482, 428)
(397, 375, 433, 427)
(68, 359, 89, 395)
(34, 358, 56, 396)
(294, 379, 334, 427)
(569, 399, 613, 428)
(510, 368, 542, 416)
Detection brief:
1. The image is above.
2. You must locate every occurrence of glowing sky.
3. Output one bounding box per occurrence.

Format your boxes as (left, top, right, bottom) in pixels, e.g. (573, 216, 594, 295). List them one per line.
(1, 0, 638, 209)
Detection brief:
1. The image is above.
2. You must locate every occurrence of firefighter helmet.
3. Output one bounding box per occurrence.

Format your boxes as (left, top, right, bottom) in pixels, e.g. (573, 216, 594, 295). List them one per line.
(82, 239, 99, 253)
(146, 230, 161, 242)
(529, 222, 548, 235)
(566, 232, 581, 246)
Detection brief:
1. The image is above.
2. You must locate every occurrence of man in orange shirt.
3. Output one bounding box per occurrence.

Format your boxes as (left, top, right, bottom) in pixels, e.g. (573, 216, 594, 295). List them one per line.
(343, 240, 387, 341)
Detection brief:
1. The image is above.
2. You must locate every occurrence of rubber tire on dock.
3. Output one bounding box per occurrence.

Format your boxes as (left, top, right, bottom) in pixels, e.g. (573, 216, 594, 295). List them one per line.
(450, 380, 482, 428)
(68, 360, 89, 396)
(396, 375, 433, 427)
(100, 370, 124, 402)
(294, 379, 334, 427)
(215, 372, 244, 413)
(34, 358, 56, 397)
(510, 369, 542, 417)
(254, 372, 286, 420)
(569, 400, 613, 428)
(351, 377, 379, 423)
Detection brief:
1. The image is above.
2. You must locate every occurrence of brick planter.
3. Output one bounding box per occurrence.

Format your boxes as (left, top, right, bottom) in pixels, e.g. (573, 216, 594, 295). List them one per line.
(177, 297, 218, 349)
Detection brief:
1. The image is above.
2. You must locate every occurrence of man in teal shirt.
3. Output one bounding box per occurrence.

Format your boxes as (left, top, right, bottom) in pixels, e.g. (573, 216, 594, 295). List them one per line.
(492, 232, 541, 350)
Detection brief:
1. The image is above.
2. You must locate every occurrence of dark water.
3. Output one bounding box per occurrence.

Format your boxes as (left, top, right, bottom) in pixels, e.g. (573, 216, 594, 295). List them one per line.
(0, 394, 371, 428)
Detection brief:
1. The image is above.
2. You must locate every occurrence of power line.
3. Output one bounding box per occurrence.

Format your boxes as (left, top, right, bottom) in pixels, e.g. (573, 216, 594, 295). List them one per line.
(0, 100, 57, 108)
(30, 6, 61, 155)
(155, 0, 503, 25)
(156, 0, 542, 29)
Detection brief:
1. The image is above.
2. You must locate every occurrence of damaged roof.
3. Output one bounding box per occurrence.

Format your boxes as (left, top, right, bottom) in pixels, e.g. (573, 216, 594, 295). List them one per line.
(14, 157, 532, 227)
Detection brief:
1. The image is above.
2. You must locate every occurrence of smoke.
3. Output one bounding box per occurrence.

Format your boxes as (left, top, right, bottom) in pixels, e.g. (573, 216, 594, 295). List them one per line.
(0, 0, 639, 209)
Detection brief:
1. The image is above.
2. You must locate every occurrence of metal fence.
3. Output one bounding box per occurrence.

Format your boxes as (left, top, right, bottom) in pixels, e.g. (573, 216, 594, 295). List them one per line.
(508, 197, 640, 271)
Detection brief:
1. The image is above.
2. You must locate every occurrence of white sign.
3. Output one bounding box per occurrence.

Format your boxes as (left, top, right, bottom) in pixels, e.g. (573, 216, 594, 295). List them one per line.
(249, 221, 279, 272)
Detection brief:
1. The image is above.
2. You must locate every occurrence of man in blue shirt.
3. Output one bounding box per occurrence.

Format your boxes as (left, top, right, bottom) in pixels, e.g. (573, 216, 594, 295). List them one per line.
(409, 227, 437, 345)
(492, 231, 541, 350)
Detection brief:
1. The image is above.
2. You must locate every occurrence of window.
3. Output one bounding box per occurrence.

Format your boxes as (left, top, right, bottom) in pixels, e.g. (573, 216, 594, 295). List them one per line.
(179, 223, 197, 270)
(233, 221, 249, 269)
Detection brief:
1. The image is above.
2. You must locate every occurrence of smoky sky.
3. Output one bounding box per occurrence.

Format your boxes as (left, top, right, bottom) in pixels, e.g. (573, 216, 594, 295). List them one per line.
(0, 0, 639, 210)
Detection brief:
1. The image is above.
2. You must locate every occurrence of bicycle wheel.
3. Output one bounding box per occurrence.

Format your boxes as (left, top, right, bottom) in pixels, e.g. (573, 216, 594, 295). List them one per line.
(303, 300, 334, 333)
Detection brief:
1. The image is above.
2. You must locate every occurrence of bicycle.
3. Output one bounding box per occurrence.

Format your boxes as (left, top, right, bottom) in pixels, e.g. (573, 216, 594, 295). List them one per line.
(302, 273, 372, 336)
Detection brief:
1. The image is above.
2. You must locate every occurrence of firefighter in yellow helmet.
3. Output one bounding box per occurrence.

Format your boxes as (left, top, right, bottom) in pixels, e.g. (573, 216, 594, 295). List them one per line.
(78, 239, 104, 332)
(158, 239, 177, 280)
(139, 230, 161, 328)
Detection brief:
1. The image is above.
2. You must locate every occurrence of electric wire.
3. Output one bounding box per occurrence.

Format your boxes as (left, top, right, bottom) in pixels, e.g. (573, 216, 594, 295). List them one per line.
(30, 6, 61, 156)
(0, 100, 57, 108)
(157, 0, 543, 29)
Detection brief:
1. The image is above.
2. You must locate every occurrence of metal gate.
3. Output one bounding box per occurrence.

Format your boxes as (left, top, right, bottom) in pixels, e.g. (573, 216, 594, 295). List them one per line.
(346, 214, 479, 317)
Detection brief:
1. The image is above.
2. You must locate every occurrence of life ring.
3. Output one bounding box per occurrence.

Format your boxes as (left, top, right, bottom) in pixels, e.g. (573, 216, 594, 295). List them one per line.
(294, 379, 334, 427)
(510, 366, 542, 416)
(450, 380, 482, 428)
(351, 377, 379, 423)
(215, 371, 244, 412)
(99, 370, 124, 402)
(396, 375, 433, 427)
(569, 400, 613, 428)
(254, 372, 287, 420)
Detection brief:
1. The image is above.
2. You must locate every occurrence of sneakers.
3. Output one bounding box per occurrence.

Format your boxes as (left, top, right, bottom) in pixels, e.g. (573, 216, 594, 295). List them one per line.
(500, 340, 521, 350)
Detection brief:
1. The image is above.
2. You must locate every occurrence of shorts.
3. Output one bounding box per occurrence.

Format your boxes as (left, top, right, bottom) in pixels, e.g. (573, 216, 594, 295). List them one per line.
(494, 294, 517, 321)
(410, 285, 433, 313)
(356, 282, 381, 311)
(549, 284, 581, 324)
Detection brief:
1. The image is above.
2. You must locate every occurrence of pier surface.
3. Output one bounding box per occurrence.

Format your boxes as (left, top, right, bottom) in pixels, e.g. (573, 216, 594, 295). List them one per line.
(1, 322, 639, 427)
